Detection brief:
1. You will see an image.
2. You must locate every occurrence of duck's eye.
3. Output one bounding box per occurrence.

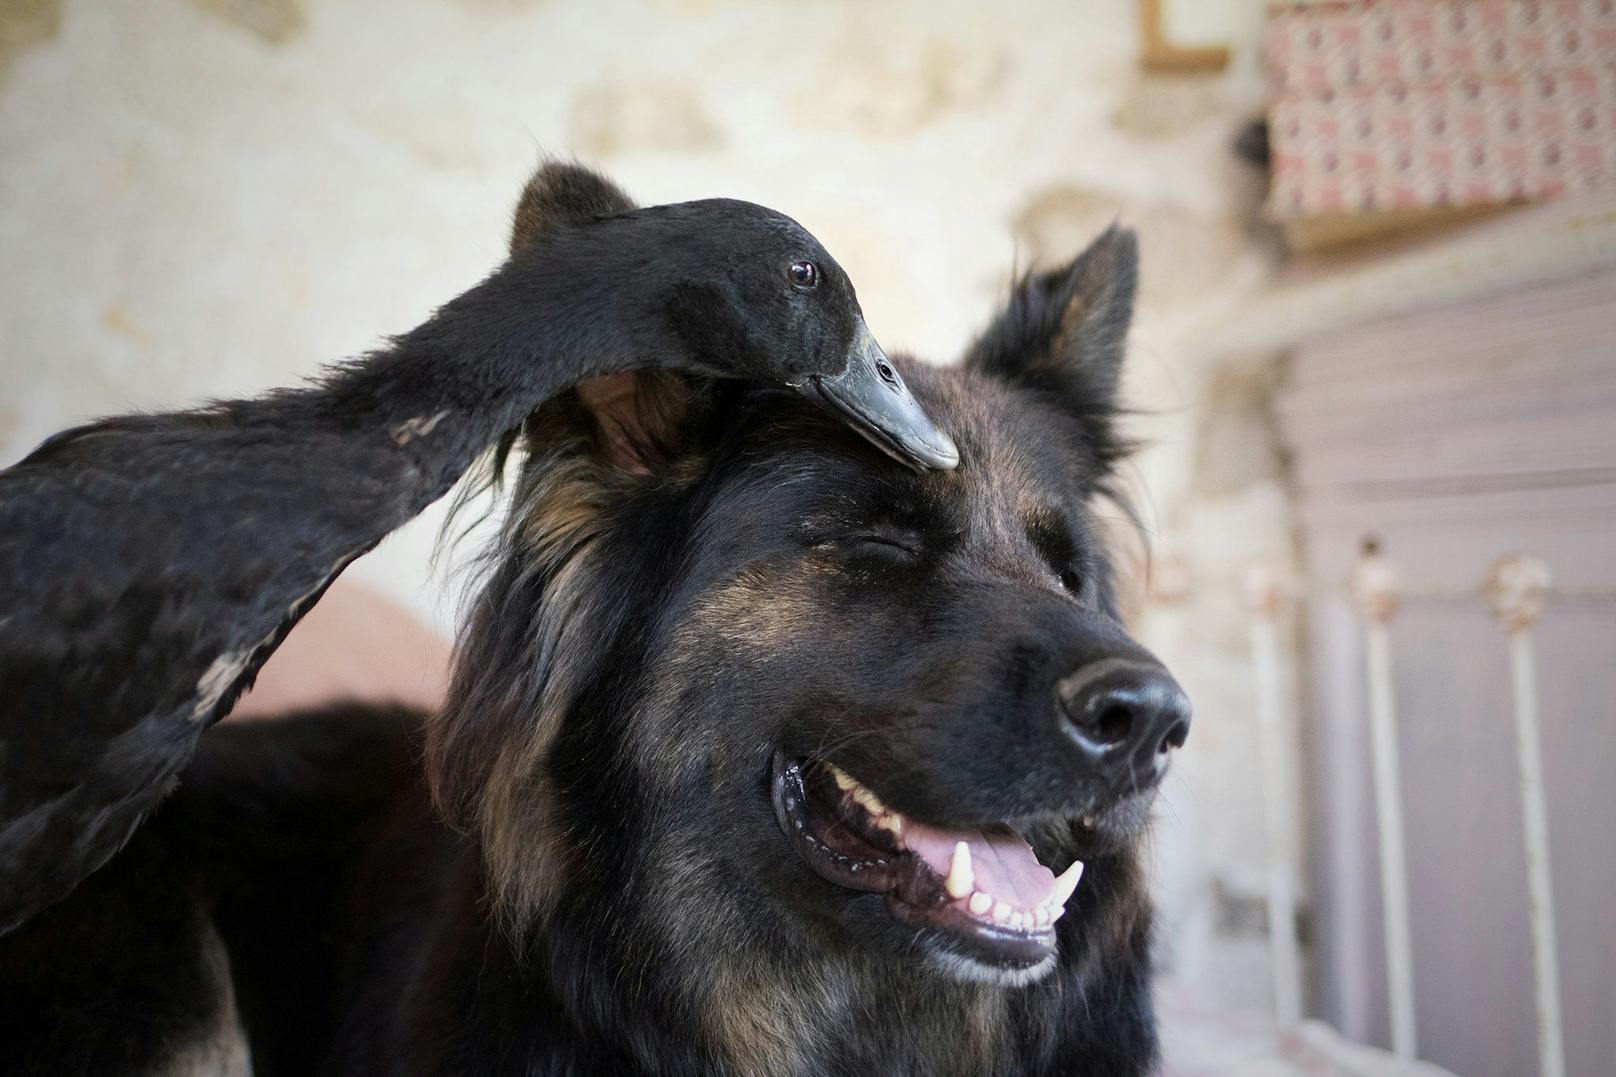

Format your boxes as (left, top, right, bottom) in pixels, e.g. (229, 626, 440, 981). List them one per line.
(788, 260, 819, 289)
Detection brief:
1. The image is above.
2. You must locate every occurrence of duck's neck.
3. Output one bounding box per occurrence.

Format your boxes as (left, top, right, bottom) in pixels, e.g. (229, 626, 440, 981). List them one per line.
(313, 223, 702, 493)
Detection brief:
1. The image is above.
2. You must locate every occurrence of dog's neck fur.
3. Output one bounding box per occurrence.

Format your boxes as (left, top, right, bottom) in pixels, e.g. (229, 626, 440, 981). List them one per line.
(399, 829, 1156, 1077)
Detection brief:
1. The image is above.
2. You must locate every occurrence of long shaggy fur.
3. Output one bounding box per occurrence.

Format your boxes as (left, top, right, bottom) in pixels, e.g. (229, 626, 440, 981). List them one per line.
(2, 196, 1172, 1075)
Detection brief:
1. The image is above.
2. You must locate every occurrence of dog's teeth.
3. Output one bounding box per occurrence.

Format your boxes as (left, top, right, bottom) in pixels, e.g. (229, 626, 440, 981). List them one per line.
(833, 768, 888, 816)
(992, 901, 1011, 923)
(826, 764, 902, 825)
(1081, 815, 1095, 829)
(1049, 860, 1085, 909)
(1050, 902, 1067, 922)
(944, 841, 974, 899)
(968, 891, 993, 916)
(1010, 911, 1026, 930)
(1035, 907, 1051, 928)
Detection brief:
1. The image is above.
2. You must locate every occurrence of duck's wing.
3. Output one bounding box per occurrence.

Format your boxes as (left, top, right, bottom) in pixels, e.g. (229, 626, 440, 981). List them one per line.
(0, 164, 633, 935)
(0, 405, 441, 935)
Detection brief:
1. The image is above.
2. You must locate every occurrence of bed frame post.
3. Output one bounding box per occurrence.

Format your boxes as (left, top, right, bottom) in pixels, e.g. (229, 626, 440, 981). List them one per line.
(1350, 541, 1417, 1060)
(1485, 554, 1565, 1077)
(1244, 562, 1304, 1027)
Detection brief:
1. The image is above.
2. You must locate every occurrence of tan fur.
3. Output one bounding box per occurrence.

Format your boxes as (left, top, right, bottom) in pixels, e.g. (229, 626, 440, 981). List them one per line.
(476, 677, 575, 929)
(444, 385, 707, 929)
(485, 454, 611, 927)
(688, 567, 822, 650)
(425, 417, 616, 927)
(698, 962, 843, 1077)
(691, 950, 1010, 1077)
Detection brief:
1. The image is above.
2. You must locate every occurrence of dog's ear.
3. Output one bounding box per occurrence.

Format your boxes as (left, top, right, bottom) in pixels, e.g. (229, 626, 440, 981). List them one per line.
(569, 370, 714, 476)
(963, 225, 1138, 423)
(509, 162, 691, 473)
(510, 161, 637, 256)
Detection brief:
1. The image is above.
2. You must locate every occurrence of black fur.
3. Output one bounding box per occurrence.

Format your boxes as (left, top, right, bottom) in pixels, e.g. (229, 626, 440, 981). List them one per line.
(1, 171, 1179, 1076)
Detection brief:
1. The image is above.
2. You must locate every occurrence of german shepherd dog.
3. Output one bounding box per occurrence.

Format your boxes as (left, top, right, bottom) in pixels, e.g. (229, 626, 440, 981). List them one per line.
(0, 179, 1189, 1076)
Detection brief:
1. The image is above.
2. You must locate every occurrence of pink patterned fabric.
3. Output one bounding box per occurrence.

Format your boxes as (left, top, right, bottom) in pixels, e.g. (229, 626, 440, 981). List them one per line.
(1265, 0, 1616, 219)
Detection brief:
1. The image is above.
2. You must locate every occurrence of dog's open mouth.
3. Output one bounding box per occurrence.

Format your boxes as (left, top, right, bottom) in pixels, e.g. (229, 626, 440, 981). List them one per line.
(771, 754, 1083, 973)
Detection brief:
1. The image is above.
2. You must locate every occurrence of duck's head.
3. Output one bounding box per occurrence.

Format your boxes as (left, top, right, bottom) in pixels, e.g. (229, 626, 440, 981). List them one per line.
(510, 163, 959, 471)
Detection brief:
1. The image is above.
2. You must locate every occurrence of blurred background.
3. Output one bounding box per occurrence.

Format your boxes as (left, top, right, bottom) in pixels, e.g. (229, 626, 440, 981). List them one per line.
(3, 1, 1612, 1074)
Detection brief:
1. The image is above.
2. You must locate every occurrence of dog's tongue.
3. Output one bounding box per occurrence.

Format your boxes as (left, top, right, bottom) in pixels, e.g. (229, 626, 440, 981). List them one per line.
(902, 819, 1055, 907)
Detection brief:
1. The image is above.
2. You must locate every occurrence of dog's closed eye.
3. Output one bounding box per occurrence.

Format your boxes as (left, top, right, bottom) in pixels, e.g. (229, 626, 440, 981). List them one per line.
(1022, 505, 1096, 600)
(842, 529, 924, 560)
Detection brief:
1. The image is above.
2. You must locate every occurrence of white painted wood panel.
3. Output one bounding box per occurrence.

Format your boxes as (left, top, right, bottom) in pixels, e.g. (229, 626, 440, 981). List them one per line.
(1277, 269, 1616, 1077)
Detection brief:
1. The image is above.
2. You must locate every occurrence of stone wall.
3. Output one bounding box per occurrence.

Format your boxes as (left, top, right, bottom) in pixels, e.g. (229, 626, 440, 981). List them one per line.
(0, 0, 1293, 1015)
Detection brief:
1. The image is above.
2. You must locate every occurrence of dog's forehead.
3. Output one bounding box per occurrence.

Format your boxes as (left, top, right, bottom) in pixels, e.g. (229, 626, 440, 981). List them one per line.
(719, 358, 1092, 538)
(900, 359, 1082, 508)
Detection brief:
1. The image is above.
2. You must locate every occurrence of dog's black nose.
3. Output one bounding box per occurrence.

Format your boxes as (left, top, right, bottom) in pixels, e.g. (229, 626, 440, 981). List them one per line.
(1055, 659, 1191, 788)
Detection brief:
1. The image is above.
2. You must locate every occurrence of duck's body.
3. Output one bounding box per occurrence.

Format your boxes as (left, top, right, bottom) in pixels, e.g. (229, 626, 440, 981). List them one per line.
(0, 165, 954, 933)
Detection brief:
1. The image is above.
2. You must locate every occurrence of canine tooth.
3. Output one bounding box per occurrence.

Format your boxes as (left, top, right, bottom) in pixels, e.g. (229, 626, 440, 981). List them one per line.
(1050, 904, 1067, 922)
(944, 841, 974, 899)
(968, 891, 993, 916)
(1049, 860, 1085, 909)
(992, 902, 1011, 923)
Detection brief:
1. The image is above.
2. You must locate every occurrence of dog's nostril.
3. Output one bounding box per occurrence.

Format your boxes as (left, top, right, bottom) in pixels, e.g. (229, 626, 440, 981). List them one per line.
(1093, 703, 1135, 746)
(1158, 716, 1190, 755)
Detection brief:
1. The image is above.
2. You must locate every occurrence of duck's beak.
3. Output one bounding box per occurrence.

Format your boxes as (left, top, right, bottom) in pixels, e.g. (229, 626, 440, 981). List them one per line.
(800, 323, 960, 471)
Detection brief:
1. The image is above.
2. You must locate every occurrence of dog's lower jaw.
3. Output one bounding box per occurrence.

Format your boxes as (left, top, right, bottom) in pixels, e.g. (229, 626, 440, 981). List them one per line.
(921, 947, 1060, 988)
(770, 754, 1097, 981)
